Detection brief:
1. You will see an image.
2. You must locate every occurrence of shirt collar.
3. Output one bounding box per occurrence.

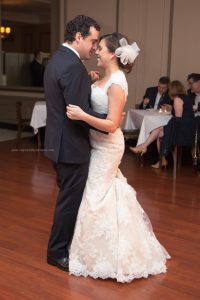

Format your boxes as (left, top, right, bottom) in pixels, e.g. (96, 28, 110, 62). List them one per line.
(62, 43, 80, 58)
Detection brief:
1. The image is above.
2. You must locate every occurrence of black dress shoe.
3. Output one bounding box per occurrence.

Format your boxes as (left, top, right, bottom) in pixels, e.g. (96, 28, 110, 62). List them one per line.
(47, 256, 69, 272)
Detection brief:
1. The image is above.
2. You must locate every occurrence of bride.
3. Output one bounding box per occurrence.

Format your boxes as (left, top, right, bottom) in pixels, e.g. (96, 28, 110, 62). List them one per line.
(66, 32, 170, 283)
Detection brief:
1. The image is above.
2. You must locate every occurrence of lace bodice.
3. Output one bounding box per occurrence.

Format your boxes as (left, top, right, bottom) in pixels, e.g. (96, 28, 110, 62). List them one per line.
(91, 70, 128, 114)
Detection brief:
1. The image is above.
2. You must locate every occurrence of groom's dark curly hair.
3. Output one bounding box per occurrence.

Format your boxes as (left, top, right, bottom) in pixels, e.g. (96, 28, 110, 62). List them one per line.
(64, 15, 100, 42)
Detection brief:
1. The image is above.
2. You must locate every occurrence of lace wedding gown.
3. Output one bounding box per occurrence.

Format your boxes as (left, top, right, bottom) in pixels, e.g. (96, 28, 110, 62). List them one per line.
(69, 70, 170, 283)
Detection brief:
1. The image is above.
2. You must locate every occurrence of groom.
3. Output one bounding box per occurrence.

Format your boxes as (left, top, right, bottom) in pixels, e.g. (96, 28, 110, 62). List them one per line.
(44, 15, 106, 271)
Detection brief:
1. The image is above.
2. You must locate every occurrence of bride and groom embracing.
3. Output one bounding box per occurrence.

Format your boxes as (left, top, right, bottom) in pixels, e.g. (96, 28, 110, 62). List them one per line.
(44, 14, 170, 283)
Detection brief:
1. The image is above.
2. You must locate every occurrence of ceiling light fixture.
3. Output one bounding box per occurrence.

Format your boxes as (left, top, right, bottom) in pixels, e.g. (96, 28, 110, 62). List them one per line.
(0, 26, 11, 38)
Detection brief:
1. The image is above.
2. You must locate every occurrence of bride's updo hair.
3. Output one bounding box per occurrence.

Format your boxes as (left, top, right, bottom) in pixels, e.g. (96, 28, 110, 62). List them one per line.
(100, 32, 133, 73)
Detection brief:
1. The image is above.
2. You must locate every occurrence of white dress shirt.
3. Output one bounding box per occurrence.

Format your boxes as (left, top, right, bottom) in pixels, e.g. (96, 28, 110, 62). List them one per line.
(193, 93, 200, 112)
(62, 43, 80, 58)
(154, 92, 162, 109)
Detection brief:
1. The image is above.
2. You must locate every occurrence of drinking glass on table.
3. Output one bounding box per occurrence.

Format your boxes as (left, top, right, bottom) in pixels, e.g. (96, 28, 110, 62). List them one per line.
(160, 104, 171, 112)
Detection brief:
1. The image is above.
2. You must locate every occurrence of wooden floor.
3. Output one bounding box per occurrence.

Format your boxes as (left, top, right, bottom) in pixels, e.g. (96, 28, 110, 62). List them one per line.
(0, 138, 200, 300)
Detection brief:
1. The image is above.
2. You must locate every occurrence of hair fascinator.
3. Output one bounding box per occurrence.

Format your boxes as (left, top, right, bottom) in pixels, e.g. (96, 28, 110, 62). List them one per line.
(115, 38, 140, 65)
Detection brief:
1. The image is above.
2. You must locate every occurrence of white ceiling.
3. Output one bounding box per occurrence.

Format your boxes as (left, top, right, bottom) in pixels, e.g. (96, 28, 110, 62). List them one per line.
(1, 0, 51, 24)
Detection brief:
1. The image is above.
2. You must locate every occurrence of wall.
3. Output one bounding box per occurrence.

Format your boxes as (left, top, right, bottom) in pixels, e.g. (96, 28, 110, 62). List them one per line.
(170, 0, 200, 82)
(2, 22, 50, 53)
(118, 0, 171, 109)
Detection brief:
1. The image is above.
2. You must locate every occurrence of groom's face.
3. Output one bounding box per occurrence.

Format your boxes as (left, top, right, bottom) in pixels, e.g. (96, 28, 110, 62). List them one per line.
(79, 27, 100, 60)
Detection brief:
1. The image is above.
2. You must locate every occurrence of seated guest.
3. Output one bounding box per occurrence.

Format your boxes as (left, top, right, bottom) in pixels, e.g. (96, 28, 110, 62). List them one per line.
(192, 116, 200, 166)
(130, 80, 195, 168)
(190, 74, 200, 158)
(139, 76, 172, 110)
(187, 73, 196, 103)
(187, 73, 199, 105)
(189, 73, 200, 114)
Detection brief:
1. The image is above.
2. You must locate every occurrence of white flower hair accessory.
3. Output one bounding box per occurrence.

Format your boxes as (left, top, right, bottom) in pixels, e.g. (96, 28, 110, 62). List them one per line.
(115, 38, 140, 65)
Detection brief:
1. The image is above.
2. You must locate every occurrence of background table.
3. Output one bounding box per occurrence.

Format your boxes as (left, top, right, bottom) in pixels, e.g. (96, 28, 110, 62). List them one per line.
(30, 101, 46, 134)
(124, 109, 172, 145)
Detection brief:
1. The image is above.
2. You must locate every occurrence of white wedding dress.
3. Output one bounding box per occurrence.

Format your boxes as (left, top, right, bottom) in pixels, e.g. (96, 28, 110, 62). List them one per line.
(69, 70, 170, 283)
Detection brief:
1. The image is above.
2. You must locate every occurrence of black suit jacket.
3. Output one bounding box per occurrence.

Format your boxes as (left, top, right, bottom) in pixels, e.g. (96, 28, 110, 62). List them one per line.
(139, 86, 172, 109)
(187, 89, 196, 105)
(44, 45, 105, 164)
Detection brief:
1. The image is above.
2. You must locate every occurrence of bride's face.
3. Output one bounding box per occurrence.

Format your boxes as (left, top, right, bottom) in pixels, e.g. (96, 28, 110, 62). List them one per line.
(95, 39, 114, 68)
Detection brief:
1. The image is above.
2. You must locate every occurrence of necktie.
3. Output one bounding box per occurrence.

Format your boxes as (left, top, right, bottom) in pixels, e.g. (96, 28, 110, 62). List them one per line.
(157, 95, 164, 109)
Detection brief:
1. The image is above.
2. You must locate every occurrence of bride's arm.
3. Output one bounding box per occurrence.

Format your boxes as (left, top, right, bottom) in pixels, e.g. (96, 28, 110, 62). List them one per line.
(67, 84, 126, 133)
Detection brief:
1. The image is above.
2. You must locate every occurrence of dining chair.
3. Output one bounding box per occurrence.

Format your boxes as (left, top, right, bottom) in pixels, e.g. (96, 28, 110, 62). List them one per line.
(158, 134, 184, 179)
(16, 101, 31, 149)
(123, 104, 140, 140)
(123, 129, 140, 142)
(171, 118, 197, 178)
(171, 146, 182, 179)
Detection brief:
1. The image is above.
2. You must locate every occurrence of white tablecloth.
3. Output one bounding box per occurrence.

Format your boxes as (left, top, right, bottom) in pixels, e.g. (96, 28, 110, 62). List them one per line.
(30, 101, 46, 134)
(124, 109, 172, 145)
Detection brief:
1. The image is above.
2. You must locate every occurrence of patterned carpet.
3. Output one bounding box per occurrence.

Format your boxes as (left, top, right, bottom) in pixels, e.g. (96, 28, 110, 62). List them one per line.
(0, 129, 34, 142)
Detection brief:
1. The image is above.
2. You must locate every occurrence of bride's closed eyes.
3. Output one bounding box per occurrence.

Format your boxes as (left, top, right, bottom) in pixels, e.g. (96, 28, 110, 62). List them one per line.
(96, 45, 102, 54)
(98, 45, 102, 51)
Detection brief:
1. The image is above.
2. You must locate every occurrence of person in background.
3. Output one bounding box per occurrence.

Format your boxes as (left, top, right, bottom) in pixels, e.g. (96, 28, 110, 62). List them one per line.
(30, 49, 45, 86)
(130, 80, 195, 169)
(187, 73, 198, 106)
(189, 73, 200, 113)
(189, 74, 200, 153)
(139, 76, 172, 110)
